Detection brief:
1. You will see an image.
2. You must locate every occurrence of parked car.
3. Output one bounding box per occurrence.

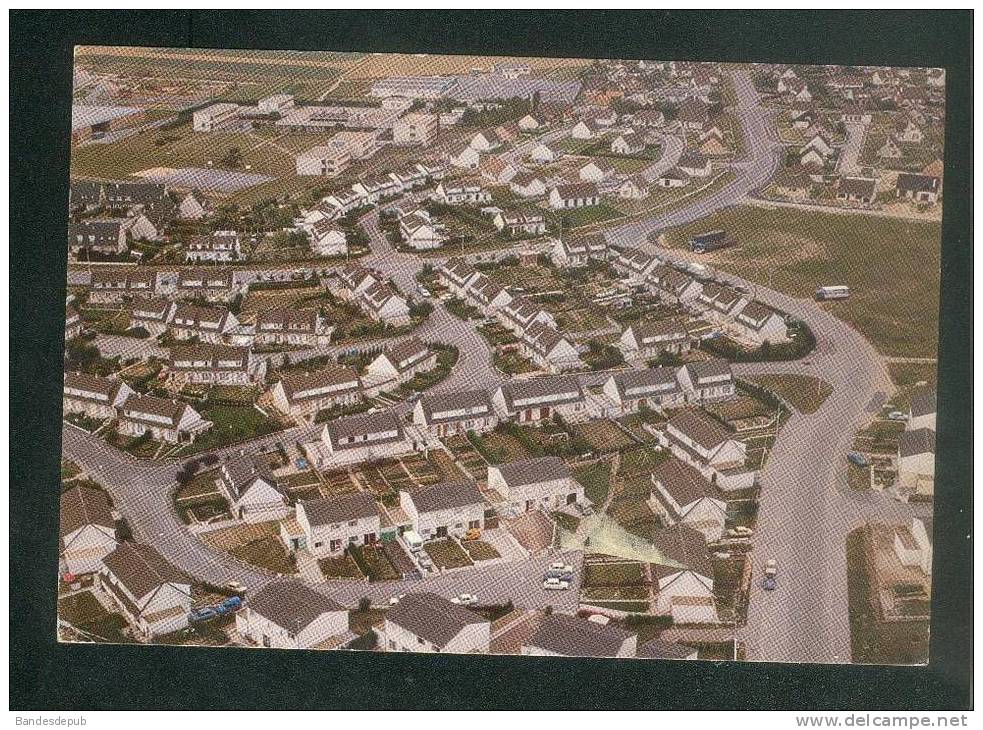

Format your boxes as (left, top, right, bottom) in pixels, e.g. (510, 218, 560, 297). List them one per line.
(763, 575, 778, 591)
(225, 580, 244, 592)
(847, 452, 869, 467)
(887, 411, 909, 421)
(545, 569, 574, 582)
(765, 559, 778, 577)
(189, 607, 218, 623)
(543, 577, 570, 590)
(550, 561, 573, 573)
(389, 593, 407, 606)
(450, 593, 479, 606)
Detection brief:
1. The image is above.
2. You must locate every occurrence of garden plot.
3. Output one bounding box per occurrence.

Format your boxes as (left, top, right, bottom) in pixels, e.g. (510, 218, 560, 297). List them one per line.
(202, 520, 297, 575)
(443, 434, 489, 480)
(570, 420, 635, 453)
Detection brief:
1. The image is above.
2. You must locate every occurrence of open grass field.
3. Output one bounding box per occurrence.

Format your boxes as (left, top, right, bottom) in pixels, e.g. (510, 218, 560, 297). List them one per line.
(346, 53, 590, 79)
(746, 374, 833, 414)
(662, 205, 942, 358)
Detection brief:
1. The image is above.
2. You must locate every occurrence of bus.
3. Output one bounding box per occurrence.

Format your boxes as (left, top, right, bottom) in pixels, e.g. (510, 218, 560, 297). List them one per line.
(815, 285, 851, 301)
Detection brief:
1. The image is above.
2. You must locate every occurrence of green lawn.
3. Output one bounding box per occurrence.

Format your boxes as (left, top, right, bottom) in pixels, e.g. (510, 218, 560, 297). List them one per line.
(552, 202, 626, 230)
(574, 462, 612, 506)
(229, 535, 296, 574)
(182, 404, 282, 455)
(662, 205, 941, 357)
(747, 374, 833, 414)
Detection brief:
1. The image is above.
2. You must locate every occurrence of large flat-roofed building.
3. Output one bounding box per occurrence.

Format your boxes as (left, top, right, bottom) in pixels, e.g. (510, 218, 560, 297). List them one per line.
(192, 103, 241, 132)
(295, 145, 352, 177)
(393, 112, 439, 147)
(71, 105, 145, 142)
(370, 76, 459, 99)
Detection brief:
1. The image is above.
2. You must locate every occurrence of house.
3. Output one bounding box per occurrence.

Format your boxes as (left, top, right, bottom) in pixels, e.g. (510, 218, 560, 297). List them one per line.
(271, 366, 361, 421)
(391, 165, 428, 191)
(399, 480, 486, 541)
(468, 130, 502, 152)
(337, 263, 379, 297)
(799, 147, 829, 170)
(497, 296, 557, 336)
(193, 102, 240, 132)
(493, 209, 547, 237)
(896, 173, 941, 204)
(450, 145, 481, 170)
(65, 304, 82, 340)
(570, 119, 599, 140)
(732, 301, 789, 344)
(99, 542, 192, 640)
(677, 359, 735, 403)
(528, 143, 556, 164)
(648, 267, 703, 305)
(308, 219, 348, 257)
(89, 268, 156, 304)
(437, 258, 480, 296)
(663, 408, 747, 484)
(412, 389, 498, 438)
(492, 375, 588, 424)
(293, 492, 380, 557)
(295, 145, 351, 177)
(236, 580, 349, 650)
(479, 155, 519, 184)
(617, 175, 651, 200)
(357, 282, 411, 326)
(518, 113, 546, 131)
(551, 234, 607, 268)
(102, 181, 170, 214)
(790, 108, 818, 129)
(464, 273, 513, 314)
(63, 372, 134, 421)
(392, 112, 439, 147)
(878, 137, 902, 160)
(836, 176, 877, 205)
(700, 134, 730, 157)
(656, 168, 690, 188)
(487, 456, 583, 513)
(696, 282, 748, 320)
(128, 210, 168, 242)
(677, 98, 710, 130)
(613, 248, 658, 282)
(677, 150, 712, 177)
(524, 614, 638, 658)
(184, 232, 240, 263)
(651, 525, 717, 624)
(255, 307, 333, 347)
(352, 174, 402, 203)
(434, 180, 492, 205)
(603, 366, 686, 416)
(169, 303, 239, 344)
(508, 171, 548, 198)
(177, 269, 236, 304)
(578, 159, 616, 183)
(548, 182, 601, 210)
(897, 428, 935, 497)
(320, 409, 410, 460)
(611, 133, 645, 155)
(894, 117, 924, 144)
(366, 337, 436, 386)
(520, 321, 584, 373)
(619, 319, 693, 362)
(649, 457, 728, 542)
(803, 132, 835, 158)
(168, 344, 264, 386)
(60, 485, 117, 576)
(177, 191, 208, 221)
(117, 394, 212, 444)
(383, 593, 490, 654)
(398, 209, 444, 250)
(219, 455, 289, 523)
(68, 219, 129, 257)
(908, 389, 937, 431)
(69, 180, 104, 212)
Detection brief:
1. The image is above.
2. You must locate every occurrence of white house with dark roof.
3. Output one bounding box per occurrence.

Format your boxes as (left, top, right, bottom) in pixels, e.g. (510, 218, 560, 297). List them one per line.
(65, 304, 82, 341)
(487, 456, 583, 513)
(293, 492, 380, 557)
(464, 273, 513, 314)
(236, 580, 349, 650)
(908, 389, 937, 432)
(492, 209, 547, 237)
(619, 319, 693, 362)
(177, 268, 237, 304)
(307, 219, 348, 257)
(183, 232, 241, 263)
(336, 263, 379, 298)
(357, 281, 411, 326)
(413, 389, 498, 438)
(399, 480, 485, 541)
(255, 308, 333, 348)
(497, 296, 557, 337)
(523, 614, 637, 658)
(399, 209, 445, 250)
(732, 301, 789, 345)
(651, 525, 717, 624)
(508, 171, 548, 198)
(169, 303, 239, 345)
(648, 457, 728, 542)
(696, 282, 749, 322)
(437, 259, 480, 296)
(612, 248, 658, 283)
(434, 180, 492, 205)
(520, 322, 584, 373)
(603, 367, 685, 415)
(129, 297, 176, 336)
(897, 428, 935, 497)
(117, 394, 212, 444)
(270, 366, 362, 421)
(677, 359, 735, 403)
(548, 182, 601, 210)
(316, 409, 412, 465)
(365, 337, 436, 388)
(647, 266, 703, 305)
(88, 268, 157, 304)
(662, 408, 750, 491)
(60, 485, 117, 575)
(383, 593, 490, 654)
(98, 542, 191, 640)
(220, 455, 290, 523)
(492, 375, 588, 424)
(551, 234, 608, 268)
(578, 159, 616, 183)
(68, 219, 130, 258)
(63, 372, 134, 421)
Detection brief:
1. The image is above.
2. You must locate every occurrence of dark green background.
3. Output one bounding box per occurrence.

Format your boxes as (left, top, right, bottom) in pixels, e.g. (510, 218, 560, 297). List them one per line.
(10, 9, 973, 710)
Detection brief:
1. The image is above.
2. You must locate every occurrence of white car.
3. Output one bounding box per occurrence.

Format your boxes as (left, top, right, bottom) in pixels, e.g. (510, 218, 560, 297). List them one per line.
(550, 561, 573, 573)
(450, 593, 479, 606)
(543, 577, 570, 590)
(765, 559, 778, 577)
(389, 593, 407, 606)
(887, 411, 909, 422)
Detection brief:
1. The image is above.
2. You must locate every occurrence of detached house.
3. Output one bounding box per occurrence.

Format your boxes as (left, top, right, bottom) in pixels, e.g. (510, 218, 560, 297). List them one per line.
(117, 394, 212, 445)
(492, 375, 588, 424)
(603, 367, 685, 415)
(366, 338, 436, 387)
(570, 120, 600, 140)
(307, 219, 348, 257)
(548, 183, 601, 210)
(294, 492, 380, 557)
(678, 150, 712, 178)
(60, 485, 117, 576)
(399, 209, 444, 250)
(836, 176, 877, 206)
(271, 366, 362, 421)
(219, 455, 289, 523)
(611, 133, 645, 155)
(99, 542, 192, 640)
(413, 389, 499, 438)
(236, 580, 349, 650)
(383, 593, 490, 654)
(523, 614, 637, 658)
(528, 143, 556, 164)
(399, 480, 486, 541)
(578, 159, 616, 183)
(651, 525, 717, 624)
(63, 372, 134, 421)
(649, 458, 728, 542)
(487, 456, 583, 513)
(732, 301, 789, 345)
(358, 282, 411, 327)
(464, 273, 513, 314)
(908, 389, 937, 432)
(619, 318, 693, 362)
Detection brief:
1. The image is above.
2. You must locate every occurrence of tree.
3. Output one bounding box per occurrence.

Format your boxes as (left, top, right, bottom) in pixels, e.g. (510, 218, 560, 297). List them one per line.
(220, 146, 243, 169)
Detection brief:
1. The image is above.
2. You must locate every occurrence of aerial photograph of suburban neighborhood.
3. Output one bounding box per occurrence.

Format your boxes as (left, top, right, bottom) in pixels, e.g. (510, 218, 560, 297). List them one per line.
(59, 46, 943, 665)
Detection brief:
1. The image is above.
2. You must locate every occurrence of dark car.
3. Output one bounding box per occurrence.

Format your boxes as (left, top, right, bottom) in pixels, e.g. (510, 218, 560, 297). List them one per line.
(847, 452, 869, 467)
(762, 575, 777, 591)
